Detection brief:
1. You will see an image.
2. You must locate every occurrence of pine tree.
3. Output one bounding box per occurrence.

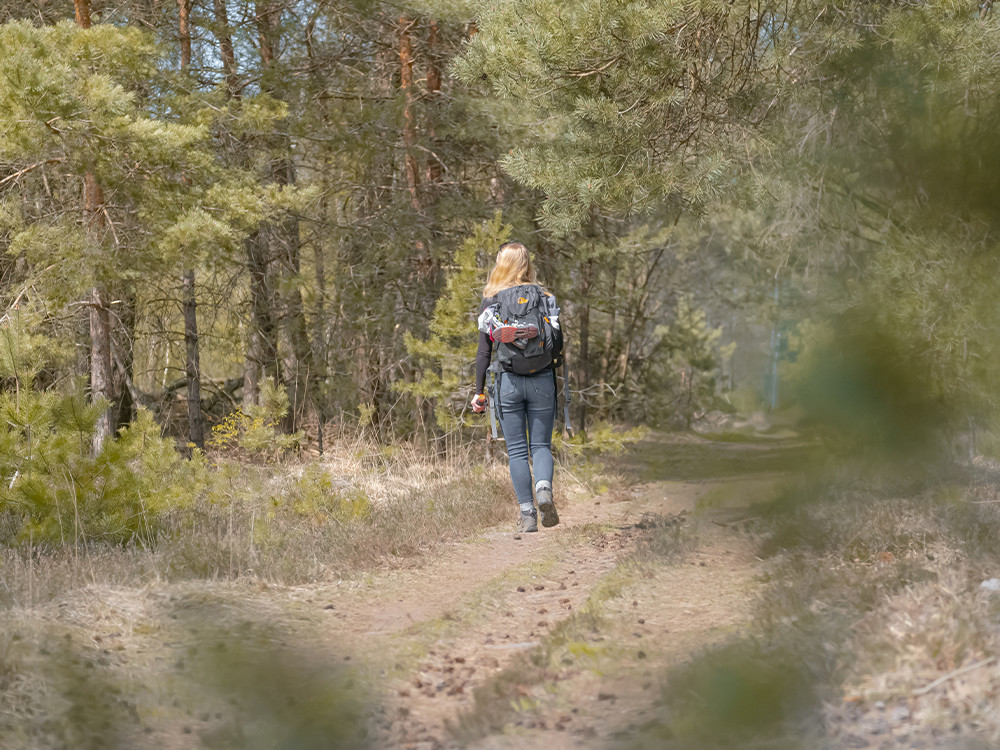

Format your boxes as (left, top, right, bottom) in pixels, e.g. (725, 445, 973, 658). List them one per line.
(455, 0, 782, 234)
(397, 212, 509, 434)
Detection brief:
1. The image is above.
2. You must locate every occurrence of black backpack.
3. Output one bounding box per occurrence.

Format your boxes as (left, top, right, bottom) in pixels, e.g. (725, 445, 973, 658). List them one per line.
(492, 284, 563, 375)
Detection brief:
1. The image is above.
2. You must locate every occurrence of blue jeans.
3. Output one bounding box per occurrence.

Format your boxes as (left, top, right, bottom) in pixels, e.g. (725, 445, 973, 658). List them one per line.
(496, 371, 556, 506)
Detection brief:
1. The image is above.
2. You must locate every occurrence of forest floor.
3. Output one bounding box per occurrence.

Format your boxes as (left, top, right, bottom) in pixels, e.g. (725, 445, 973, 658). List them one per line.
(2, 433, 998, 749)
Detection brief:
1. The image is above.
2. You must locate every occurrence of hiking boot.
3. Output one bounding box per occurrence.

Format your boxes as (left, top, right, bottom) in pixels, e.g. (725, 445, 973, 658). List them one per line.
(493, 323, 539, 344)
(536, 482, 559, 528)
(518, 510, 538, 533)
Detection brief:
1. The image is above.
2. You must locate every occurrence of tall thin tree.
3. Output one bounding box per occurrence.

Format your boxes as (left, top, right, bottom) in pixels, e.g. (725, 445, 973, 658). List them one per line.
(179, 0, 205, 448)
(74, 0, 113, 453)
(256, 0, 313, 432)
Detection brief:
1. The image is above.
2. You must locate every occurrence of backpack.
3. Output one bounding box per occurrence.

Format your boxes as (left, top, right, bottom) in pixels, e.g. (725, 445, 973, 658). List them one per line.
(489, 284, 563, 375)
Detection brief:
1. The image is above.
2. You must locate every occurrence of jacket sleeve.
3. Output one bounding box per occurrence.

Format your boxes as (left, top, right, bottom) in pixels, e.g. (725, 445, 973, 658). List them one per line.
(475, 330, 492, 394)
(475, 297, 494, 394)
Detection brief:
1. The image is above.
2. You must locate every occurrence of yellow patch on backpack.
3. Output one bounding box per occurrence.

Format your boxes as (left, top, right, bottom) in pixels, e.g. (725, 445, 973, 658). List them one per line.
(518, 297, 528, 304)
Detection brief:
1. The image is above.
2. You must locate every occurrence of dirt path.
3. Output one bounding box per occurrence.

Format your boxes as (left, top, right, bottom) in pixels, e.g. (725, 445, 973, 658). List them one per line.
(289, 449, 773, 749)
(2, 435, 785, 749)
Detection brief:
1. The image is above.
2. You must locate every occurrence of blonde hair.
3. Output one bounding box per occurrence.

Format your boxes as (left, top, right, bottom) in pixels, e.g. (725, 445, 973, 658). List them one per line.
(483, 242, 538, 298)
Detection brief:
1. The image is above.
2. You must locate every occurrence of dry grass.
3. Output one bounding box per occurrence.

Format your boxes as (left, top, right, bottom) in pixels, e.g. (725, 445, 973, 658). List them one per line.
(618, 457, 1000, 749)
(0, 436, 530, 749)
(0, 436, 523, 606)
(0, 432, 626, 750)
(0, 607, 375, 749)
(831, 565, 1000, 746)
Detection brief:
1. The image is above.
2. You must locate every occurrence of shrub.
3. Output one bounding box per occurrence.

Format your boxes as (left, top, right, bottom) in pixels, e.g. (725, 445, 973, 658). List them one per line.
(0, 386, 210, 547)
(208, 377, 304, 459)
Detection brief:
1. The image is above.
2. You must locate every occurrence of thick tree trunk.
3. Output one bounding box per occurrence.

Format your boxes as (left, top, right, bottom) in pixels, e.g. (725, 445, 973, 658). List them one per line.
(399, 16, 421, 213)
(178, 0, 191, 68)
(425, 20, 443, 187)
(74, 0, 92, 28)
(256, 0, 277, 65)
(398, 16, 437, 283)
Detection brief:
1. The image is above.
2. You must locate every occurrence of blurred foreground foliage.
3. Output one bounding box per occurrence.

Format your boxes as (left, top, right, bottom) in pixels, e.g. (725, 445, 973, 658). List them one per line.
(616, 439, 1000, 749)
(0, 612, 373, 749)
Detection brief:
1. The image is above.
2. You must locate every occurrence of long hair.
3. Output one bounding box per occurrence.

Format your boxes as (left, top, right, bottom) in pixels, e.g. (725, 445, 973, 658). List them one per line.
(483, 242, 538, 298)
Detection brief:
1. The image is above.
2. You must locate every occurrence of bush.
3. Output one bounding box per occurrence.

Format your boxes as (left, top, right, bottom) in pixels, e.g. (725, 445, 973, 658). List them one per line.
(0, 386, 210, 547)
(208, 377, 304, 459)
(553, 420, 647, 459)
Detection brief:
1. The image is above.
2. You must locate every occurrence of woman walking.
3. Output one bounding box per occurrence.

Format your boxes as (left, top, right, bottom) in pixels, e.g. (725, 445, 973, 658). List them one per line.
(471, 242, 563, 533)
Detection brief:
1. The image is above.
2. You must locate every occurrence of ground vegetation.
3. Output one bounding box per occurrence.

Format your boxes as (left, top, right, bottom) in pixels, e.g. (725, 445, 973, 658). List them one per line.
(2, 1, 1000, 747)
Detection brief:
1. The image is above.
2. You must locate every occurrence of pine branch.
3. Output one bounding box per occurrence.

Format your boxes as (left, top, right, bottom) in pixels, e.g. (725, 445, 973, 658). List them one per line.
(0, 159, 66, 189)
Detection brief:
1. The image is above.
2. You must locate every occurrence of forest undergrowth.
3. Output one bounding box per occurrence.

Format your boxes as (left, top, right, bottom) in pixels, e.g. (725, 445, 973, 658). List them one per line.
(3, 427, 1000, 748)
(0, 417, 641, 749)
(612, 450, 1000, 750)
(0, 429, 628, 607)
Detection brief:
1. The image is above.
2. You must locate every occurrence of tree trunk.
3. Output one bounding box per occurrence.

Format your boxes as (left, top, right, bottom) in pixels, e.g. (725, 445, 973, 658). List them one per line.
(271, 206, 311, 432)
(212, 0, 241, 98)
(312, 206, 327, 361)
(425, 20, 443, 187)
(74, 0, 92, 28)
(256, 1, 277, 65)
(178, 0, 203, 448)
(574, 259, 593, 433)
(111, 291, 137, 430)
(182, 270, 204, 448)
(255, 0, 313, 432)
(89, 284, 113, 453)
(599, 255, 618, 411)
(399, 16, 421, 213)
(243, 229, 279, 408)
(209, 0, 270, 412)
(75, 1, 113, 453)
(178, 0, 191, 68)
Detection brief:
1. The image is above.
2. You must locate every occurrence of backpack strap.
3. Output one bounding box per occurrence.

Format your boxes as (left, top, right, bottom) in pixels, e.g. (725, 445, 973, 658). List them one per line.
(495, 370, 504, 420)
(487, 371, 500, 440)
(487, 340, 504, 429)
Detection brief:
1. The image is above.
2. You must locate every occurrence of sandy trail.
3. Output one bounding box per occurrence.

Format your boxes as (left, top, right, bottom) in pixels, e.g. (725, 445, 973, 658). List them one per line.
(298, 457, 769, 749)
(2, 435, 781, 749)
